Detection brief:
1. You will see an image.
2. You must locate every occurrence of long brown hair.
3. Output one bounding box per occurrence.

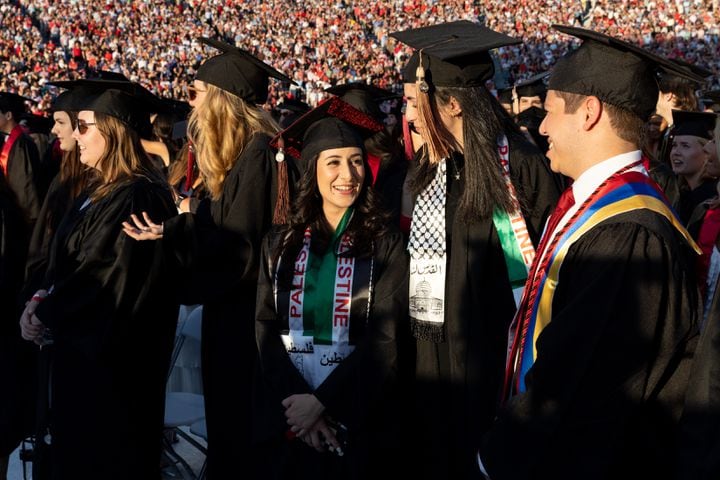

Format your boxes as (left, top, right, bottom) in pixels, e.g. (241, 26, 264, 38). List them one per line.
(59, 111, 92, 200)
(187, 84, 278, 199)
(89, 113, 164, 201)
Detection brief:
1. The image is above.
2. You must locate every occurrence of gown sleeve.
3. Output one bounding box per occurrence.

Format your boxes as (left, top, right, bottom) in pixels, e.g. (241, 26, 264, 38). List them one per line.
(162, 135, 276, 305)
(34, 183, 176, 358)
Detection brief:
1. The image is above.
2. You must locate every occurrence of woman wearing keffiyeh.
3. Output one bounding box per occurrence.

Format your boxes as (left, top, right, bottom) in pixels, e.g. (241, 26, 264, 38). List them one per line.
(391, 21, 561, 480)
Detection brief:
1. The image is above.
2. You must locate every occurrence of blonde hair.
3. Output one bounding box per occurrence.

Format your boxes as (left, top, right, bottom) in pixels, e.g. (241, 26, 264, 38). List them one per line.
(187, 84, 278, 199)
(90, 113, 160, 201)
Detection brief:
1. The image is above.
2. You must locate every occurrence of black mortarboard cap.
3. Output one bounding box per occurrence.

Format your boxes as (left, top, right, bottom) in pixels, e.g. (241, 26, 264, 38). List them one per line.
(159, 98, 192, 120)
(665, 58, 712, 85)
(325, 82, 399, 121)
(88, 70, 130, 82)
(276, 98, 311, 128)
(701, 89, 720, 113)
(497, 87, 513, 104)
(548, 25, 708, 120)
(197, 37, 294, 104)
(73, 89, 152, 135)
(670, 110, 716, 139)
(19, 113, 52, 134)
(0, 92, 31, 115)
(50, 79, 166, 114)
(391, 21, 521, 88)
(515, 71, 550, 98)
(270, 96, 383, 166)
(277, 98, 311, 115)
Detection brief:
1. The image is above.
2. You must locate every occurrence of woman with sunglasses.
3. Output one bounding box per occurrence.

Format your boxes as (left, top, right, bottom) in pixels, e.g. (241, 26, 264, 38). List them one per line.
(254, 97, 409, 479)
(24, 86, 93, 298)
(19, 88, 178, 479)
(124, 38, 296, 478)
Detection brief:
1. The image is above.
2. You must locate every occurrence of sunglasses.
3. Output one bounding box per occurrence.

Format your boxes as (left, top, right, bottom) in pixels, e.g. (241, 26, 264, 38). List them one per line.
(187, 86, 207, 101)
(76, 120, 97, 135)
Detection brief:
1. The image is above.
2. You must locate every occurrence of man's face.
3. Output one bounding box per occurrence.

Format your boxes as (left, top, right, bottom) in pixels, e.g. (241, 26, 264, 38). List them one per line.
(518, 95, 543, 113)
(539, 90, 584, 178)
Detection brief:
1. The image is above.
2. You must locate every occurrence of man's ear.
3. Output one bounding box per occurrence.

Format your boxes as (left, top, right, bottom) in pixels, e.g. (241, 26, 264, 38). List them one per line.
(582, 96, 602, 130)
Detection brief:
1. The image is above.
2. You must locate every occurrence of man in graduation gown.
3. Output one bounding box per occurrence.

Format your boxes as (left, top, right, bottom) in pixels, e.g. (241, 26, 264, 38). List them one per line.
(0, 92, 43, 230)
(479, 26, 703, 480)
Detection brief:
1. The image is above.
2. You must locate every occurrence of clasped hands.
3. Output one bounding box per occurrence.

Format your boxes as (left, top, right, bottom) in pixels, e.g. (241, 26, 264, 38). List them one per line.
(282, 393, 342, 454)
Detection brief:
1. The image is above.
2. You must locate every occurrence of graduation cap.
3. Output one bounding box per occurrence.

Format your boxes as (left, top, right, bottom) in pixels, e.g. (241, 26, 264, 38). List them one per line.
(700, 89, 720, 113)
(497, 87, 513, 104)
(325, 82, 399, 122)
(19, 113, 52, 134)
(88, 70, 130, 82)
(390, 20, 522, 88)
(514, 71, 550, 99)
(159, 98, 192, 120)
(270, 96, 384, 166)
(665, 58, 713, 85)
(0, 92, 31, 115)
(670, 110, 716, 139)
(276, 98, 311, 129)
(196, 37, 294, 104)
(73, 89, 153, 135)
(49, 79, 166, 115)
(548, 25, 709, 120)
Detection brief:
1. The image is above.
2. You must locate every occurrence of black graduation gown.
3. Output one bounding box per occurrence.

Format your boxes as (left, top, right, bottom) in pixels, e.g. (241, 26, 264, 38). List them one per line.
(254, 229, 409, 480)
(678, 262, 720, 480)
(23, 174, 75, 299)
(0, 188, 32, 456)
(647, 159, 681, 209)
(480, 210, 700, 480)
(411, 137, 561, 480)
(33, 177, 178, 480)
(678, 180, 717, 225)
(162, 133, 284, 478)
(373, 154, 408, 226)
(3, 132, 43, 229)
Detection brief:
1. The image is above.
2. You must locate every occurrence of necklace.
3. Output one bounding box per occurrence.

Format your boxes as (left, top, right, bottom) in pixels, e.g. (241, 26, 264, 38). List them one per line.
(449, 155, 462, 180)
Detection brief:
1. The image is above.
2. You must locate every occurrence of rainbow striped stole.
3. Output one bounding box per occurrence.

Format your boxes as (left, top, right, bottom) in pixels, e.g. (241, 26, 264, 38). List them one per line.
(515, 171, 699, 393)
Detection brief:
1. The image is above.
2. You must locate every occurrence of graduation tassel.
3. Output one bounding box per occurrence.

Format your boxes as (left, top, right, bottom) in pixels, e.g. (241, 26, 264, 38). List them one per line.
(273, 137, 290, 225)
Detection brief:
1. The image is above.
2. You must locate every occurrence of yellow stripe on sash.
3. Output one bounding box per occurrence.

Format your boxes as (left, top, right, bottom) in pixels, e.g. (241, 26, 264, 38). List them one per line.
(532, 195, 699, 359)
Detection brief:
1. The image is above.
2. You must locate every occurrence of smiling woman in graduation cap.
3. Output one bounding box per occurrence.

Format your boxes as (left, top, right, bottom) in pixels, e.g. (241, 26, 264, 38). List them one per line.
(253, 96, 409, 479)
(123, 37, 296, 478)
(390, 20, 561, 480)
(18, 87, 178, 479)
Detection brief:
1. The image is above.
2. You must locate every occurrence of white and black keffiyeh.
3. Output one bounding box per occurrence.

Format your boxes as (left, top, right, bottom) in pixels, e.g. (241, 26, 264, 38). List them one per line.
(408, 160, 448, 342)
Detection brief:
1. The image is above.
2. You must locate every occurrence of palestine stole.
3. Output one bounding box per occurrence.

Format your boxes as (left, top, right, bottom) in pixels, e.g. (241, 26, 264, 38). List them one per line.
(505, 168, 699, 399)
(492, 135, 536, 307)
(276, 227, 373, 390)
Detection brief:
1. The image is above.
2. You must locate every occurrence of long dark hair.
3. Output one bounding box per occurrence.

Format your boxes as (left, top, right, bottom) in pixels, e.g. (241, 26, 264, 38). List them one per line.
(273, 149, 391, 288)
(413, 84, 525, 222)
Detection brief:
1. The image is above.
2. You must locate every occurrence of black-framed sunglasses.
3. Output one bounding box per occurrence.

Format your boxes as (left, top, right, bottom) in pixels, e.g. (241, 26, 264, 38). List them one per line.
(187, 86, 207, 101)
(76, 120, 97, 135)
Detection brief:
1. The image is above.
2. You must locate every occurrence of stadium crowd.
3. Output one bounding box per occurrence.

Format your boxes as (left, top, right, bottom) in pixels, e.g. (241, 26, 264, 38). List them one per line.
(1, 0, 719, 113)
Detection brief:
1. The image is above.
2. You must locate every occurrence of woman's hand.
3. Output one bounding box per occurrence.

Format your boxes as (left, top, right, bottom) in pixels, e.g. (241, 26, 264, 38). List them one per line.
(282, 393, 325, 436)
(20, 290, 47, 343)
(122, 212, 164, 240)
(298, 416, 340, 453)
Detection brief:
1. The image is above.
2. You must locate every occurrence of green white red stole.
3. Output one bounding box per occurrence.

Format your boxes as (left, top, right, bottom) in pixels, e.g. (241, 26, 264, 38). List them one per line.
(276, 208, 373, 389)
